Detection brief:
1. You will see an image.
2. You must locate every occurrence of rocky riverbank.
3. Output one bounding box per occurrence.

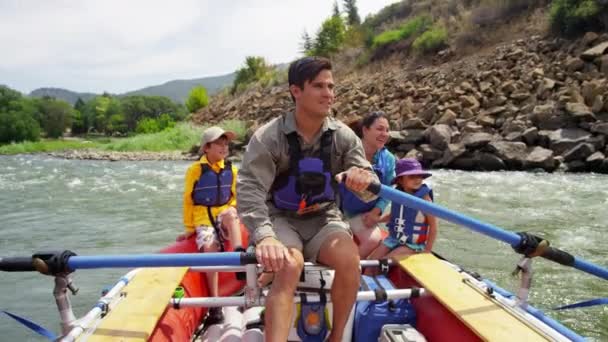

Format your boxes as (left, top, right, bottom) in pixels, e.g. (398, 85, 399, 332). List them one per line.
(48, 149, 198, 161)
(194, 33, 608, 174)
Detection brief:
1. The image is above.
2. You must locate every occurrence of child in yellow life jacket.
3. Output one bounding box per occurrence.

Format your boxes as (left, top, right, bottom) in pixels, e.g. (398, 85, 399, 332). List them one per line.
(366, 158, 438, 272)
(178, 126, 244, 325)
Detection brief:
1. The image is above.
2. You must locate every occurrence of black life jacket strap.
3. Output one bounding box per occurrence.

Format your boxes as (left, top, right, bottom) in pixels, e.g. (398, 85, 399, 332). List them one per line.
(206, 206, 225, 252)
(319, 129, 333, 173)
(286, 132, 301, 175)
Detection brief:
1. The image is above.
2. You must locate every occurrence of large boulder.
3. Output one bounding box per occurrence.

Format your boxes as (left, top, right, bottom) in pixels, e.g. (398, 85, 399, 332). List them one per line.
(488, 141, 528, 169)
(476, 152, 507, 171)
(591, 122, 608, 136)
(562, 143, 596, 162)
(581, 41, 608, 61)
(522, 127, 539, 145)
(525, 146, 556, 171)
(434, 143, 466, 167)
(389, 130, 426, 145)
(565, 102, 596, 122)
(462, 132, 494, 149)
(426, 124, 452, 150)
(548, 129, 592, 155)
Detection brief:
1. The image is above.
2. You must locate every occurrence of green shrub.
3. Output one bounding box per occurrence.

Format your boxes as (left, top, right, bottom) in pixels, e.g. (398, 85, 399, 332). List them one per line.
(413, 25, 448, 54)
(550, 0, 608, 36)
(372, 15, 432, 48)
(105, 122, 204, 152)
(186, 86, 209, 113)
(135, 118, 160, 134)
(0, 111, 41, 144)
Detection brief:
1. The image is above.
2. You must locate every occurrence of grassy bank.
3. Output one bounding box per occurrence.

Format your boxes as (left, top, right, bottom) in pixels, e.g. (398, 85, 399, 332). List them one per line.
(0, 120, 247, 155)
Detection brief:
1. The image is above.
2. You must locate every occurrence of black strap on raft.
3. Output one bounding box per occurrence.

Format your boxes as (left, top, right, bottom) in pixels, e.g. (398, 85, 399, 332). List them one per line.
(371, 276, 388, 303)
(379, 259, 390, 275)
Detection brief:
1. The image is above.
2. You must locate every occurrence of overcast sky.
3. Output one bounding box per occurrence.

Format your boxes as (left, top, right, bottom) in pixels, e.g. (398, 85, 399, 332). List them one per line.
(0, 0, 401, 94)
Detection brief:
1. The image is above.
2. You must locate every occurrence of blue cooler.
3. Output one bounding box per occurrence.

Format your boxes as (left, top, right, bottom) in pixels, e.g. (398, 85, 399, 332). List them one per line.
(354, 275, 416, 342)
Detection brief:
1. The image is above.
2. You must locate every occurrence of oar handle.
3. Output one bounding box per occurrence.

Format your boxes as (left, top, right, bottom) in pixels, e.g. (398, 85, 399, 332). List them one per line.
(542, 247, 575, 267)
(0, 257, 35, 272)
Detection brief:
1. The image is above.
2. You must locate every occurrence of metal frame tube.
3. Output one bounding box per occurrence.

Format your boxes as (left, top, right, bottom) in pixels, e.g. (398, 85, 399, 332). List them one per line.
(169, 288, 425, 308)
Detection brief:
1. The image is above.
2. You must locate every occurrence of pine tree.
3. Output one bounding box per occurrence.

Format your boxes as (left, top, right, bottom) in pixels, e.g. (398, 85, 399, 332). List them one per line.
(332, 1, 340, 18)
(300, 30, 314, 54)
(343, 0, 361, 26)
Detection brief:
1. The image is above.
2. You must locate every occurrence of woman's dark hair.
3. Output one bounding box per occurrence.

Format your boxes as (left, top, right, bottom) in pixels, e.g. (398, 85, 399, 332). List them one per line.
(348, 111, 388, 138)
(288, 56, 332, 102)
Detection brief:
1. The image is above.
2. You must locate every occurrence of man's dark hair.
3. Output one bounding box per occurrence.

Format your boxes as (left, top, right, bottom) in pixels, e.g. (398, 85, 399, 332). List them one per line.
(348, 111, 389, 138)
(288, 56, 332, 102)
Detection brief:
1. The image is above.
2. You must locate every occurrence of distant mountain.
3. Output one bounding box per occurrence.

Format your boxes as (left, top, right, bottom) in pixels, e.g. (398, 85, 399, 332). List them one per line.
(123, 72, 235, 103)
(29, 88, 97, 104)
(28, 72, 235, 105)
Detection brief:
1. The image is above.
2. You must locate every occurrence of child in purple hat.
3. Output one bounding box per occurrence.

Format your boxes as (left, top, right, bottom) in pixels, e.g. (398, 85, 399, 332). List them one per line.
(367, 158, 438, 267)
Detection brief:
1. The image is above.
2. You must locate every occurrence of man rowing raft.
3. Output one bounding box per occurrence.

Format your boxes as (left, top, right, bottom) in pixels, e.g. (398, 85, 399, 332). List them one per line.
(237, 56, 378, 342)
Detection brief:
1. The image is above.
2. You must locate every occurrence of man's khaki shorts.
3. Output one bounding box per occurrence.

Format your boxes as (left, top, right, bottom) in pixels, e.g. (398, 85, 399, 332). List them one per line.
(272, 210, 352, 262)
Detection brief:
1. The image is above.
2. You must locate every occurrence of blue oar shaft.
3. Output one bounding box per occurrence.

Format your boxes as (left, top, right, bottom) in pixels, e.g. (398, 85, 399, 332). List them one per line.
(377, 185, 520, 245)
(67, 252, 245, 270)
(573, 258, 608, 280)
(377, 184, 608, 281)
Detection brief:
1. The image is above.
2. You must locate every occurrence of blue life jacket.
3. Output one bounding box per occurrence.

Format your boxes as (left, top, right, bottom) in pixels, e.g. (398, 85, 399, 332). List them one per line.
(339, 148, 390, 216)
(272, 130, 335, 212)
(387, 184, 433, 246)
(191, 161, 234, 207)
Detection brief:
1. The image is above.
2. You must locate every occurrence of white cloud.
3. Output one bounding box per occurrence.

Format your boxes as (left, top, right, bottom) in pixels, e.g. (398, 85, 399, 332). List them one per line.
(0, 0, 401, 94)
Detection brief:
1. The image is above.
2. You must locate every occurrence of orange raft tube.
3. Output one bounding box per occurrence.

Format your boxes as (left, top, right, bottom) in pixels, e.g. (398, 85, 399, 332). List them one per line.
(148, 225, 249, 342)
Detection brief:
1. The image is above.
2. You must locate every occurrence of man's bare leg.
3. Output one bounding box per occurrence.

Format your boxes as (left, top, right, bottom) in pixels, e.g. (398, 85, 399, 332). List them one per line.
(317, 232, 360, 342)
(264, 248, 304, 342)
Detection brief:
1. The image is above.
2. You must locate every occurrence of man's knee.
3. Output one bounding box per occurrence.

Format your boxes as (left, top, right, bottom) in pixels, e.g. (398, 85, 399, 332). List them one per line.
(320, 233, 360, 270)
(274, 248, 305, 285)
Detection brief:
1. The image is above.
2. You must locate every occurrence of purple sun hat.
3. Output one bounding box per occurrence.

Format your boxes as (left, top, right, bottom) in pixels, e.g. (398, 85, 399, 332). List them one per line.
(393, 158, 432, 183)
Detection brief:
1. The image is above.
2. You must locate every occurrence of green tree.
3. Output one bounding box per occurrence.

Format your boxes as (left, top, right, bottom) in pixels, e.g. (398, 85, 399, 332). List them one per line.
(301, 30, 314, 55)
(0, 111, 40, 143)
(311, 16, 346, 57)
(35, 98, 75, 138)
(0, 86, 22, 111)
(0, 86, 41, 143)
(185, 86, 209, 113)
(232, 56, 271, 94)
(332, 1, 341, 18)
(343, 0, 361, 26)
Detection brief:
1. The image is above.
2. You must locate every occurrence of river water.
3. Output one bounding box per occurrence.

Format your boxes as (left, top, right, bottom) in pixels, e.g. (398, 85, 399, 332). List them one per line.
(0, 155, 606, 341)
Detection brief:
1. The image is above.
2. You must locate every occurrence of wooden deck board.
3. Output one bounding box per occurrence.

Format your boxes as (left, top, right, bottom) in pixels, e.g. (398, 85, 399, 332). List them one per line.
(82, 267, 188, 342)
(398, 253, 550, 342)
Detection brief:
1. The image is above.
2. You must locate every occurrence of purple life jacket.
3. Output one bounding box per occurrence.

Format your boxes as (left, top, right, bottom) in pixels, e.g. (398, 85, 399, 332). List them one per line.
(271, 130, 335, 212)
(192, 161, 234, 207)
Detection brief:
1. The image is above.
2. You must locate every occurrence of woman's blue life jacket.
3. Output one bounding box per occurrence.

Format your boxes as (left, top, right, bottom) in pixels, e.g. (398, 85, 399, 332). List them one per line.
(271, 130, 335, 213)
(339, 147, 392, 216)
(387, 184, 434, 246)
(191, 160, 234, 207)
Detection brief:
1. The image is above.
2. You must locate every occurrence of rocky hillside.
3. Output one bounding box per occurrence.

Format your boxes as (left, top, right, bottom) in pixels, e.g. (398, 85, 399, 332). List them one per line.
(194, 32, 608, 173)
